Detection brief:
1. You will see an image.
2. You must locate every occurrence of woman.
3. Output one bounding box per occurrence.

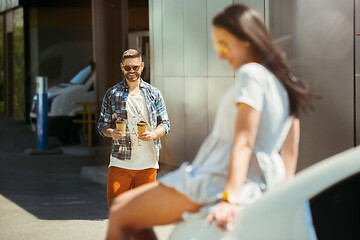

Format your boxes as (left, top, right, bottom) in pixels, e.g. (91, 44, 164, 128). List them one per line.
(106, 4, 313, 239)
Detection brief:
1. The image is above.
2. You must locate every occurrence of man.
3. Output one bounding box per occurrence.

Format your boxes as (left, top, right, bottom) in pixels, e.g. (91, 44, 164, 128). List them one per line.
(98, 49, 170, 207)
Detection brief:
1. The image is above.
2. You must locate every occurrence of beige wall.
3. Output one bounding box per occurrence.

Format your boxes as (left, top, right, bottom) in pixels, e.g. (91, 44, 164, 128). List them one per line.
(149, 0, 267, 168)
(150, 0, 358, 172)
(292, 0, 355, 171)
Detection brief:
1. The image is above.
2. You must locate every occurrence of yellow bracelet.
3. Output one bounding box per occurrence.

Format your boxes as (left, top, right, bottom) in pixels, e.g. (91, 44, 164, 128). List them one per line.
(221, 192, 239, 205)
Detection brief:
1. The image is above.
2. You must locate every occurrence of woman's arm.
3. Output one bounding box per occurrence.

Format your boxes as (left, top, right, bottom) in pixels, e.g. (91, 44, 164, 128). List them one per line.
(280, 118, 300, 181)
(224, 103, 260, 195)
(206, 103, 260, 230)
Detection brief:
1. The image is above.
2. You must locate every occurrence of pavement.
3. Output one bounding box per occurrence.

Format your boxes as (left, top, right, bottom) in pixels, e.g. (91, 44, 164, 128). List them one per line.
(0, 113, 174, 240)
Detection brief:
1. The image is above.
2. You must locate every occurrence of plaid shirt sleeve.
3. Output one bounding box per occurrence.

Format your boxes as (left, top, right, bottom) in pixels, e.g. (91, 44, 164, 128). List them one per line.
(98, 80, 168, 161)
(155, 90, 170, 134)
(97, 88, 113, 137)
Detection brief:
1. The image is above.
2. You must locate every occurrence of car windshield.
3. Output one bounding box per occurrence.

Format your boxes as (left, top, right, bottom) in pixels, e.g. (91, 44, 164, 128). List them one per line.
(70, 65, 92, 84)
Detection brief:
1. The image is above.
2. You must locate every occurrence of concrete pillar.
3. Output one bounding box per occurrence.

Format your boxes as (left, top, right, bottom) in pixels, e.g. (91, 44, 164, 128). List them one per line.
(92, 0, 128, 110)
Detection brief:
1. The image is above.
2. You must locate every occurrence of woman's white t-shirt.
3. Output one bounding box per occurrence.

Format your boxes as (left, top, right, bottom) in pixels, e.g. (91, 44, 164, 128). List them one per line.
(159, 63, 293, 205)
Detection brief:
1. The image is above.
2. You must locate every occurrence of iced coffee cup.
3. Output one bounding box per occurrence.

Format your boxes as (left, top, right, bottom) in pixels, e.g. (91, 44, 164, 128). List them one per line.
(137, 121, 147, 135)
(116, 118, 126, 134)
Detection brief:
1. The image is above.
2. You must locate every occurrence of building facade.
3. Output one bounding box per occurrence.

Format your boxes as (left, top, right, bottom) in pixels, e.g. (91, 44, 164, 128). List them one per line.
(0, 0, 93, 122)
(1, 0, 359, 172)
(149, 0, 360, 170)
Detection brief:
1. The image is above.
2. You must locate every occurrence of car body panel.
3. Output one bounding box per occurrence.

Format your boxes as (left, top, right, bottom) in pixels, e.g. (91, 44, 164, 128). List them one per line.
(29, 65, 96, 140)
(170, 147, 360, 240)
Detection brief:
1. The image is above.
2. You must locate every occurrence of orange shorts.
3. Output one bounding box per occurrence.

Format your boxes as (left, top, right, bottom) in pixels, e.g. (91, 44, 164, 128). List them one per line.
(107, 166, 157, 200)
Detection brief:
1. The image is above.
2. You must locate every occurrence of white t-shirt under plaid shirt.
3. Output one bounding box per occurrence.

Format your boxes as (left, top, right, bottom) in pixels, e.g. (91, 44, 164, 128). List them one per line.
(109, 90, 158, 170)
(98, 79, 170, 162)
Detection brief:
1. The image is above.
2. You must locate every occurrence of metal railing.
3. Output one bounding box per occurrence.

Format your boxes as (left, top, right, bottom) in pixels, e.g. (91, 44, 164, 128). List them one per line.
(73, 102, 97, 147)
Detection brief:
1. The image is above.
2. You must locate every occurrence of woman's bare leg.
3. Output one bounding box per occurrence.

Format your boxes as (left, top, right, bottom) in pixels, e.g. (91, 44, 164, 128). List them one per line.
(106, 181, 203, 240)
(132, 228, 157, 240)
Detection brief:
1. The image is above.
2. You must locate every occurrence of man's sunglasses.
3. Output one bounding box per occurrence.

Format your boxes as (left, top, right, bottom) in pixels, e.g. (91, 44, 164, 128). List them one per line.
(123, 65, 141, 71)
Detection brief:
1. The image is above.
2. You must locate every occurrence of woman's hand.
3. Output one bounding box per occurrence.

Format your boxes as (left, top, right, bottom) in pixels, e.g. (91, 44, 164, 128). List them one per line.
(206, 201, 239, 231)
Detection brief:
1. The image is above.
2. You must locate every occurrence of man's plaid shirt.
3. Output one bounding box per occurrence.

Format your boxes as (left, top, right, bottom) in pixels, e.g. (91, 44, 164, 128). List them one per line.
(98, 79, 170, 161)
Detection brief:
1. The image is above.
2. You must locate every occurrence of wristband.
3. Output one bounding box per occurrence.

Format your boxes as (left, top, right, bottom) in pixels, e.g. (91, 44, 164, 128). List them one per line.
(221, 192, 239, 205)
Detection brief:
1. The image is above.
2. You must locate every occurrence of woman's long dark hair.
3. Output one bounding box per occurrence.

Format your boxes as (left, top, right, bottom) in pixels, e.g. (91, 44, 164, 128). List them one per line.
(213, 4, 314, 116)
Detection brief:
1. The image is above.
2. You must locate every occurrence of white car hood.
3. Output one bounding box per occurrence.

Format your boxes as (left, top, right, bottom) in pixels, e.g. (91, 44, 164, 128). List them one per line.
(33, 83, 83, 100)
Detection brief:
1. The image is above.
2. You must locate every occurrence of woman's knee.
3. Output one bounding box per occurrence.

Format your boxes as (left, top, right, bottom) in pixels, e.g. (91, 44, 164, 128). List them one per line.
(109, 194, 129, 219)
(107, 198, 115, 209)
(108, 188, 142, 227)
(108, 205, 127, 233)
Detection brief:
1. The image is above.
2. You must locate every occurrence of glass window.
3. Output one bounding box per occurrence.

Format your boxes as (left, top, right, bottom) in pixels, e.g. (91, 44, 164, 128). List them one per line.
(69, 65, 92, 85)
(310, 172, 360, 239)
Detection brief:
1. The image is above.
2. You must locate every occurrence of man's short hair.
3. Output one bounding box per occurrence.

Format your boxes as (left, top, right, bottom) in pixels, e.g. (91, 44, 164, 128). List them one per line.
(122, 49, 141, 62)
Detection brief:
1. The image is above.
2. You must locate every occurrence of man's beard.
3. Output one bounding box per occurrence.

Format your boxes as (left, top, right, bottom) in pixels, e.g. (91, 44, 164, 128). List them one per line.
(124, 72, 141, 82)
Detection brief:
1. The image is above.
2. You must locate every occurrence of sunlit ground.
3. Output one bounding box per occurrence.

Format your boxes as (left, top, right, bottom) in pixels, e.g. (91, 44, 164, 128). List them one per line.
(0, 194, 174, 240)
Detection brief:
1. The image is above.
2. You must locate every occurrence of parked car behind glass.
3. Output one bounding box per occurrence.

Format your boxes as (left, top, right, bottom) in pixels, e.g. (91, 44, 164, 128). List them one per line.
(30, 63, 96, 144)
